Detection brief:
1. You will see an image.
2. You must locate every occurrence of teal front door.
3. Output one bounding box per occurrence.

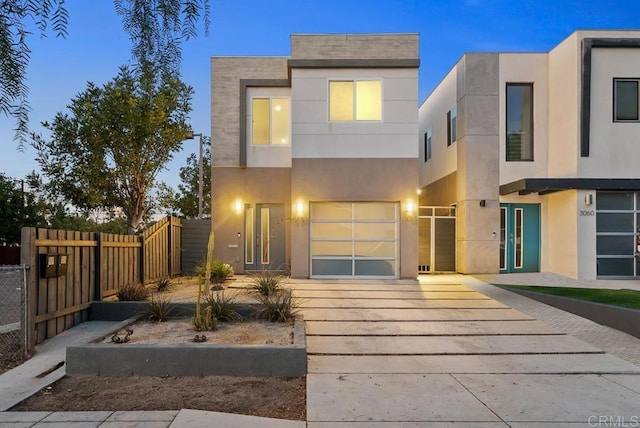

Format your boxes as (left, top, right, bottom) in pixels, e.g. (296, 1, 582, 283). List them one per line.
(500, 203, 540, 273)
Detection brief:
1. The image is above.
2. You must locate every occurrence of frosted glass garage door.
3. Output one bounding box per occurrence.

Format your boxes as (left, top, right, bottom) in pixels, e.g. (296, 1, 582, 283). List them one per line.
(310, 202, 398, 278)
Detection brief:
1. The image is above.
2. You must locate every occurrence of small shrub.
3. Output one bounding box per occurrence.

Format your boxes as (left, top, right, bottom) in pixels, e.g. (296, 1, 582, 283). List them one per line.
(192, 305, 217, 331)
(204, 290, 243, 321)
(156, 277, 173, 292)
(248, 270, 286, 297)
(254, 289, 299, 322)
(117, 283, 149, 301)
(195, 258, 234, 284)
(142, 295, 174, 322)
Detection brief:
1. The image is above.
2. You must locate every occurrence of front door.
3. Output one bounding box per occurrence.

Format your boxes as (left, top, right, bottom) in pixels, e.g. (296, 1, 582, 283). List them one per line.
(500, 203, 540, 273)
(244, 203, 286, 271)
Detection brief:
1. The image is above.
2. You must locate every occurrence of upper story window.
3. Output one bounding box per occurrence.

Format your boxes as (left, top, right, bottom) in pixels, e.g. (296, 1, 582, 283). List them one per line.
(446, 105, 457, 146)
(506, 83, 533, 161)
(252, 97, 291, 145)
(424, 129, 432, 162)
(614, 79, 639, 122)
(329, 80, 381, 122)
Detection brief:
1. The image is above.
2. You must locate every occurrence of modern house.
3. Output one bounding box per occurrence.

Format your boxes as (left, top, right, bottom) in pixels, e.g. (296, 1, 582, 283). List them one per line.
(211, 34, 420, 279)
(418, 29, 640, 280)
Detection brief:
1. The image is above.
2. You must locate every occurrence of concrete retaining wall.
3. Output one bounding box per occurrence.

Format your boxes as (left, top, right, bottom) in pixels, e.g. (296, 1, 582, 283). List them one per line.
(67, 316, 306, 377)
(501, 287, 640, 339)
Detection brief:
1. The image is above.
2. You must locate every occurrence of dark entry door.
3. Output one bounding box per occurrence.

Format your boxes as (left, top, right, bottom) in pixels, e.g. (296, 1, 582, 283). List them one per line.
(500, 203, 540, 273)
(244, 203, 286, 271)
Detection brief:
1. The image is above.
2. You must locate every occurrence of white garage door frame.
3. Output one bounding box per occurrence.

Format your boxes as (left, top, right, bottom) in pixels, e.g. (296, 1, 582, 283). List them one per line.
(309, 201, 399, 279)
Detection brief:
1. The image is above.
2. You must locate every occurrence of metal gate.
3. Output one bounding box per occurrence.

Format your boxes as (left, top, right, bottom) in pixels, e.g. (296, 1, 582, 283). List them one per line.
(0, 265, 28, 370)
(418, 206, 456, 273)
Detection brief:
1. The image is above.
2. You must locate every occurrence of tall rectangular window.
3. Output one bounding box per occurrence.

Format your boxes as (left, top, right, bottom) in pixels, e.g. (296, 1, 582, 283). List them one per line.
(424, 129, 432, 161)
(251, 98, 290, 145)
(614, 79, 639, 121)
(446, 105, 457, 146)
(329, 80, 381, 122)
(506, 83, 533, 161)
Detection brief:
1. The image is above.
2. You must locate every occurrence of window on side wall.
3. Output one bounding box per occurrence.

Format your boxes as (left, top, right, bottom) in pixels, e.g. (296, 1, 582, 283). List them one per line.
(506, 83, 533, 161)
(446, 105, 457, 146)
(251, 97, 291, 145)
(614, 79, 640, 122)
(424, 129, 432, 162)
(329, 80, 381, 122)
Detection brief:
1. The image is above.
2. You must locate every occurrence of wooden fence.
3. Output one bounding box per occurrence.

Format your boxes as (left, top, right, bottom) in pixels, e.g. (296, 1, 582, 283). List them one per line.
(20, 217, 182, 349)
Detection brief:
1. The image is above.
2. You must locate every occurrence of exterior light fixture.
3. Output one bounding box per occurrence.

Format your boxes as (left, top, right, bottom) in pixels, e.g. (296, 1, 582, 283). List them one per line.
(234, 200, 243, 215)
(293, 200, 307, 222)
(585, 194, 593, 206)
(405, 200, 416, 215)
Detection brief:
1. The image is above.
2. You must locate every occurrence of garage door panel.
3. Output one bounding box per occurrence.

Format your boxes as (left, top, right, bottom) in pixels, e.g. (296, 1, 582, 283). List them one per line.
(354, 203, 397, 220)
(311, 223, 352, 239)
(355, 260, 396, 276)
(312, 202, 352, 220)
(355, 241, 396, 258)
(312, 241, 352, 256)
(312, 259, 352, 276)
(354, 223, 395, 239)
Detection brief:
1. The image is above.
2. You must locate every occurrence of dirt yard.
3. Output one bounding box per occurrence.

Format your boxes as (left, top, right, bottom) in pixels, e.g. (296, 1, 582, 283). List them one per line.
(11, 375, 306, 419)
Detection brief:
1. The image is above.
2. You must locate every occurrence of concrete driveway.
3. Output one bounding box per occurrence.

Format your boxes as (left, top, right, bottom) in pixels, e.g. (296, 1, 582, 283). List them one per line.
(297, 275, 640, 427)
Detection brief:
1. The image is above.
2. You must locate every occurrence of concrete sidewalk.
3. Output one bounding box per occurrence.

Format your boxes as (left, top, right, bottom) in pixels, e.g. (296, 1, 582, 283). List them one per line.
(301, 275, 640, 427)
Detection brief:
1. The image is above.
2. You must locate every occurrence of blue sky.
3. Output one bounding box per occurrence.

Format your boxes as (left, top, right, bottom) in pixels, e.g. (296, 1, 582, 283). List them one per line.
(1, 0, 639, 190)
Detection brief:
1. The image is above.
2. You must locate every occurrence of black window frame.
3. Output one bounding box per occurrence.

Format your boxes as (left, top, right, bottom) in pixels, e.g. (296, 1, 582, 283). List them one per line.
(613, 78, 640, 122)
(446, 106, 456, 147)
(424, 129, 432, 162)
(506, 82, 534, 162)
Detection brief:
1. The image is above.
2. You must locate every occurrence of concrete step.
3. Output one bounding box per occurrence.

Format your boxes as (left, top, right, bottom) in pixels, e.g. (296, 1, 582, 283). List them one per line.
(294, 290, 484, 299)
(299, 307, 534, 322)
(308, 353, 640, 374)
(298, 298, 507, 309)
(306, 334, 602, 355)
(304, 320, 559, 336)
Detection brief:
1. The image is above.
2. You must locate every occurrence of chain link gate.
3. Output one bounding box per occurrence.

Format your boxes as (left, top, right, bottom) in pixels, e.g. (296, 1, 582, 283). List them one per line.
(0, 265, 28, 373)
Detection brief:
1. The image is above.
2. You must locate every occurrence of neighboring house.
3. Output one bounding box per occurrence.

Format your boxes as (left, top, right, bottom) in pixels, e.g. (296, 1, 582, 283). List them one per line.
(418, 30, 640, 280)
(211, 34, 420, 279)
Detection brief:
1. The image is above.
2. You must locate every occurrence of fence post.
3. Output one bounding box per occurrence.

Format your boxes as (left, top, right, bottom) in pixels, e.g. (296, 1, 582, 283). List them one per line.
(20, 227, 36, 357)
(95, 232, 102, 301)
(139, 234, 145, 284)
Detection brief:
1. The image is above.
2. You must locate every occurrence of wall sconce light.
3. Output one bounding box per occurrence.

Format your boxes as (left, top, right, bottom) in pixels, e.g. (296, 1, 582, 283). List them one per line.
(233, 199, 243, 215)
(585, 194, 593, 206)
(293, 199, 307, 222)
(405, 199, 416, 217)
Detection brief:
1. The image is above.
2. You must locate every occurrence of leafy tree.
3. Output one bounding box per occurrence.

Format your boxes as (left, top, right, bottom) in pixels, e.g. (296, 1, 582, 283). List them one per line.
(1, 0, 209, 147)
(158, 138, 211, 219)
(0, 173, 47, 244)
(31, 66, 193, 234)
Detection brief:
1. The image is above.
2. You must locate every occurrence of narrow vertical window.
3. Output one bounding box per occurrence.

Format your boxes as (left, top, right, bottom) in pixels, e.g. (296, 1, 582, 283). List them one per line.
(447, 105, 457, 146)
(614, 79, 639, 121)
(514, 208, 524, 268)
(506, 83, 534, 161)
(425, 129, 432, 162)
(261, 208, 270, 265)
(245, 206, 254, 265)
(500, 207, 507, 270)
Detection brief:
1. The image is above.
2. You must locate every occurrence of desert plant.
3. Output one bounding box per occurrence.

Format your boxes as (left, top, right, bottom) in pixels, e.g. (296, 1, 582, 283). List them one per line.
(203, 290, 243, 322)
(192, 305, 217, 331)
(254, 289, 299, 322)
(142, 295, 174, 322)
(248, 270, 286, 297)
(156, 277, 173, 292)
(117, 283, 149, 301)
(195, 257, 234, 284)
